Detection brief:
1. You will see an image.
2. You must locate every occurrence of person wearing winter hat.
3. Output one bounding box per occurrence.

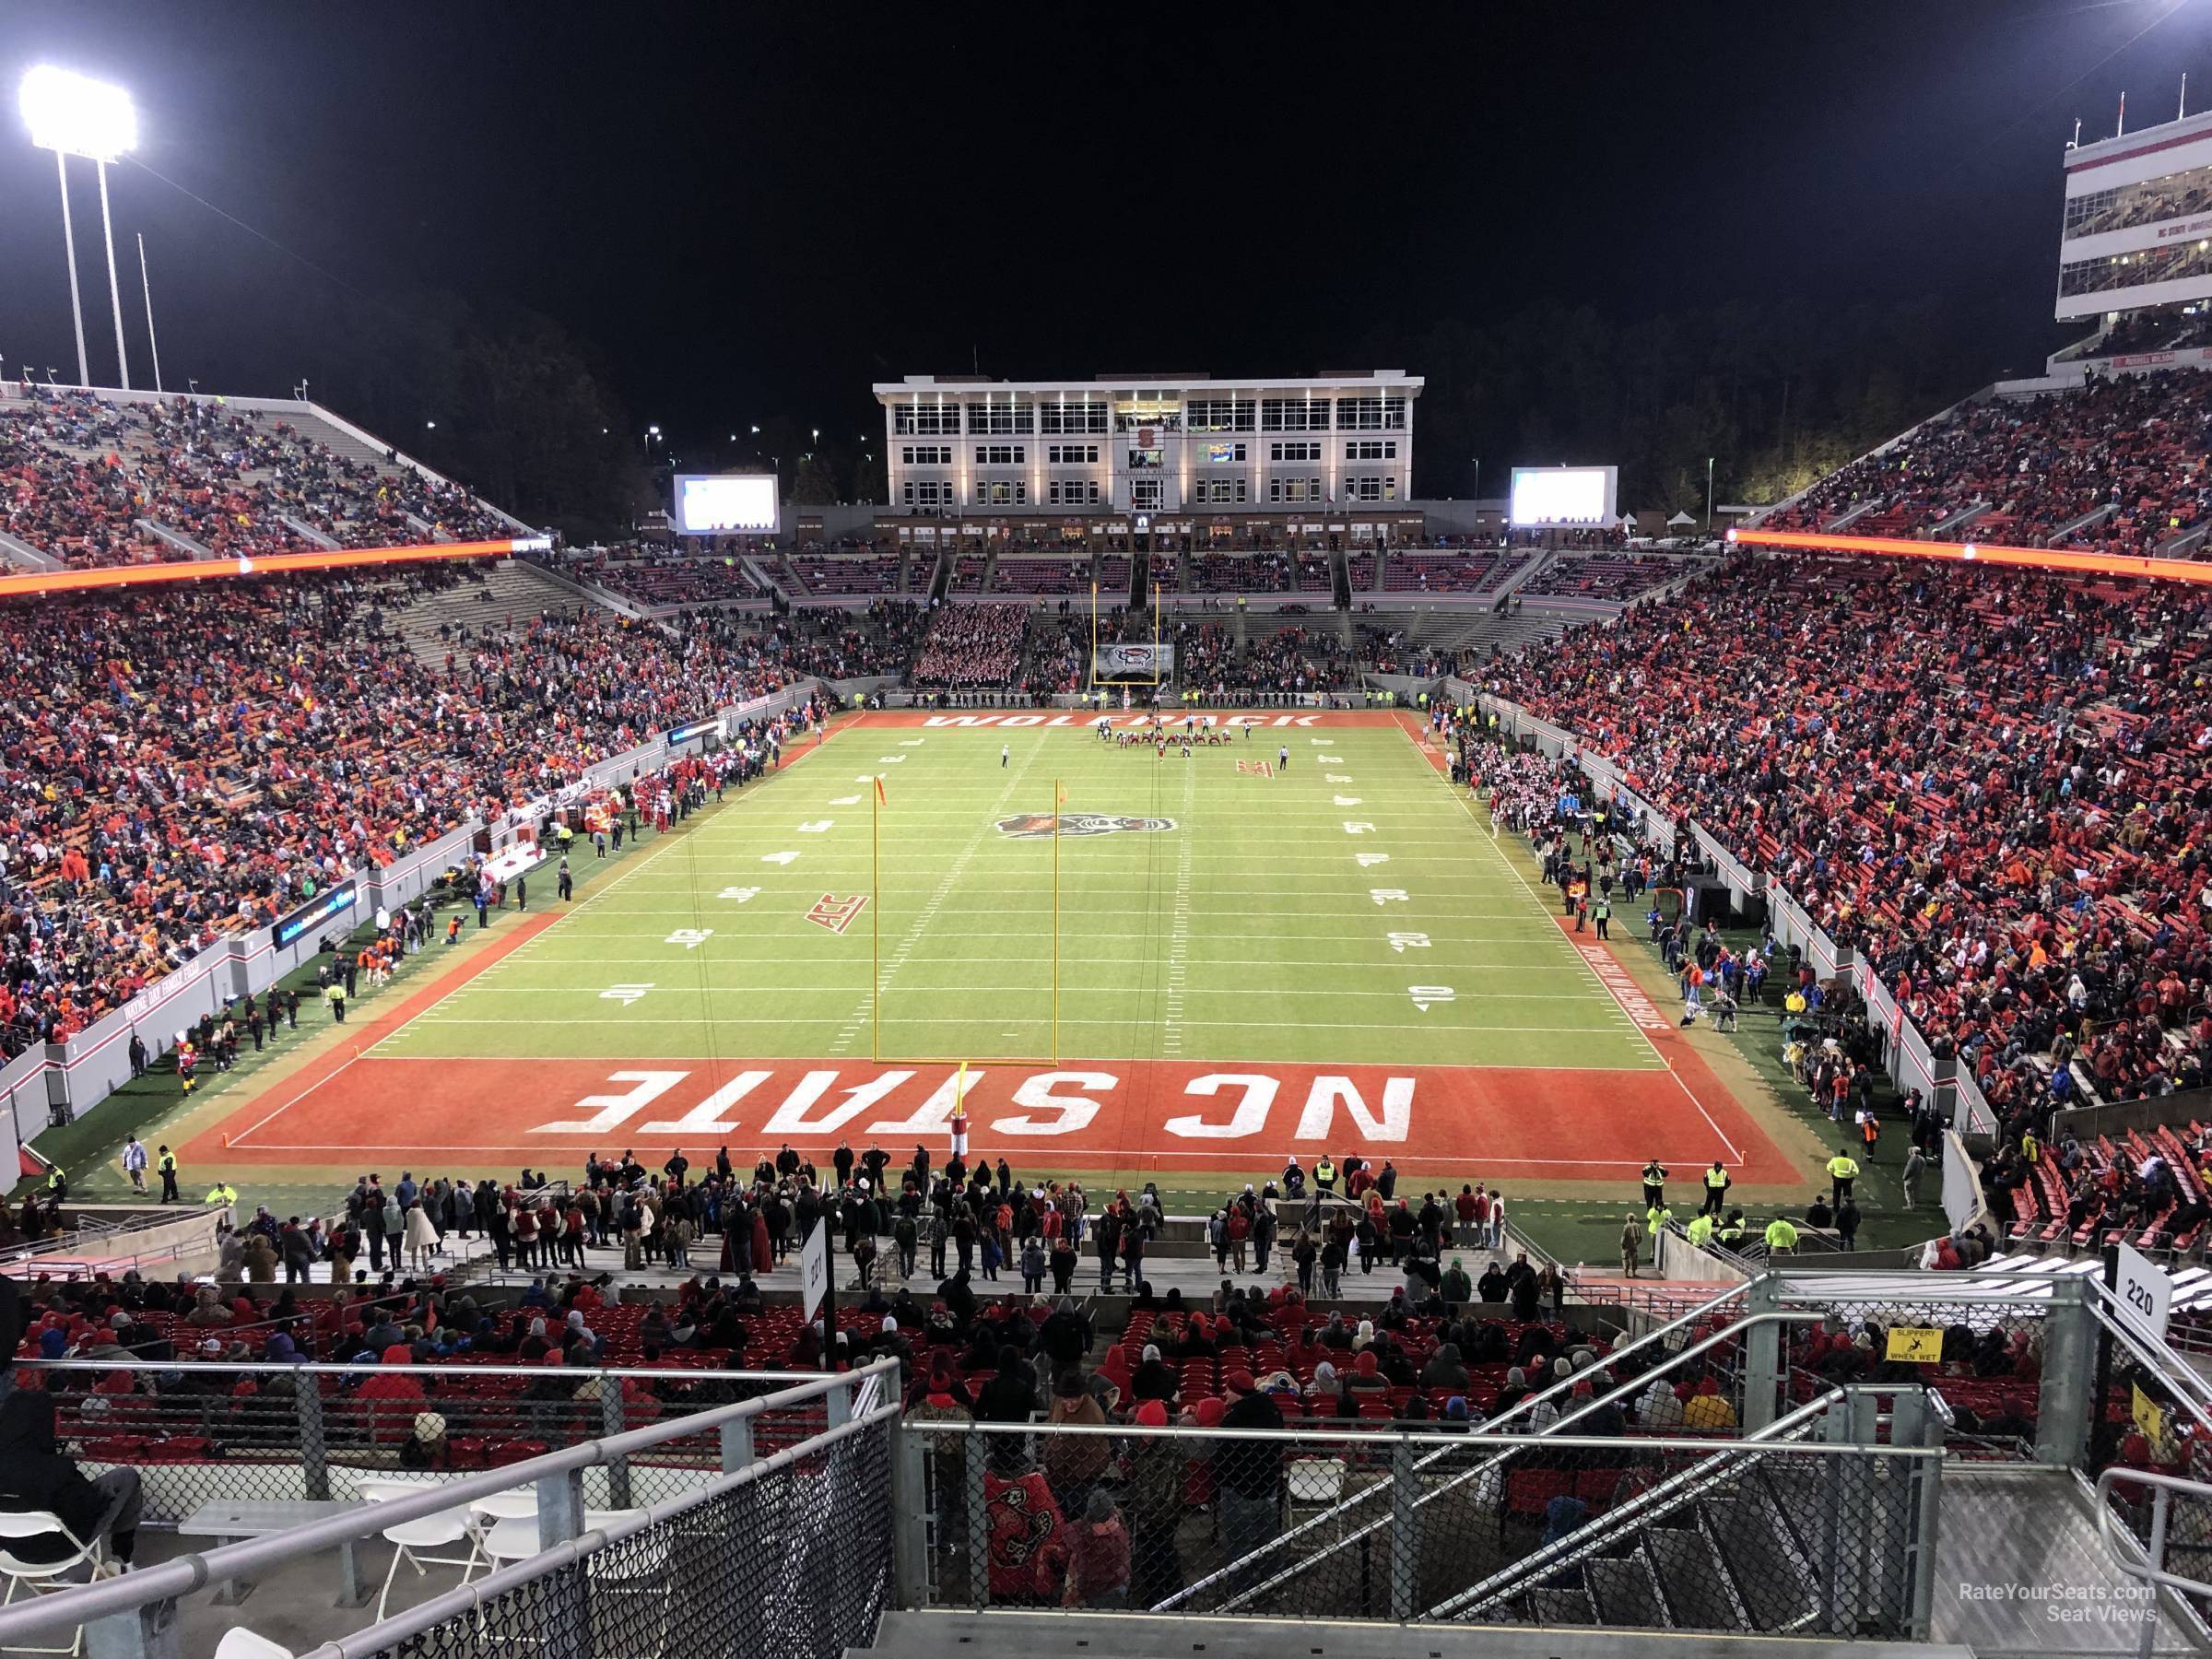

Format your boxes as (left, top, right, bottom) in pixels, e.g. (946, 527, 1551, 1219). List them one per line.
(1062, 1487, 1131, 1607)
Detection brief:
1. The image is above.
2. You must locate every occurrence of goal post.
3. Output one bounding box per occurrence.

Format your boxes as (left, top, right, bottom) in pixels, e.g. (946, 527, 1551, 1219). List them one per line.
(1088, 578, 1168, 690)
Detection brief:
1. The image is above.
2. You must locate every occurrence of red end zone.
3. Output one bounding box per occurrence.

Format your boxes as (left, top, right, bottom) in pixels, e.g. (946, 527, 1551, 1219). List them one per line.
(179, 705, 1800, 1187)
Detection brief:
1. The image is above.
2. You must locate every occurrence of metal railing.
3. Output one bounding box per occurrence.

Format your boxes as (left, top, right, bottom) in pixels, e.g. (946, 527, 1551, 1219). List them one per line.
(2094, 1465, 2212, 1659)
(0, 1359, 898, 1658)
(905, 1394, 1939, 1637)
(16, 1356, 849, 1523)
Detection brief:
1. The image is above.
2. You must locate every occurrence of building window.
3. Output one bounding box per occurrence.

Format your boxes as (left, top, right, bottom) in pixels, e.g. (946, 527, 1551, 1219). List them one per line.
(902, 480, 951, 507)
(1344, 440, 1396, 461)
(1269, 441, 1323, 463)
(1261, 398, 1329, 431)
(1268, 477, 1325, 504)
(1187, 398, 1256, 433)
(1195, 479, 1248, 504)
(1047, 444, 1099, 465)
(892, 404, 961, 436)
(901, 445, 955, 465)
(976, 479, 1028, 505)
(966, 404, 1035, 436)
(1048, 479, 1101, 506)
(1040, 401, 1111, 435)
(973, 445, 1026, 465)
(1198, 441, 1247, 464)
(1335, 396, 1407, 431)
(1130, 479, 1164, 509)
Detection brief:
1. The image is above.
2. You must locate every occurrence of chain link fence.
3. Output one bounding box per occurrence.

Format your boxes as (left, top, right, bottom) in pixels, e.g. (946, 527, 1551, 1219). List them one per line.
(362, 1411, 895, 1659)
(902, 1396, 1941, 1639)
(1769, 1287, 2046, 1459)
(17, 1359, 851, 1524)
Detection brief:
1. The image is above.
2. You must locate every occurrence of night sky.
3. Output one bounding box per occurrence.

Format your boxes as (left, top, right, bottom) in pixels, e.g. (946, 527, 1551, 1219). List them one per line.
(0, 0, 2205, 450)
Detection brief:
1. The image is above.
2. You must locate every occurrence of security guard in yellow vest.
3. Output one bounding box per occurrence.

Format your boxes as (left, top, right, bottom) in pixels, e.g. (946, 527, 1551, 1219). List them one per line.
(1701, 1159, 1732, 1217)
(1313, 1158, 1338, 1194)
(1764, 1216, 1799, 1255)
(1825, 1150, 1860, 1207)
(1686, 1212, 1717, 1251)
(1716, 1209, 1748, 1250)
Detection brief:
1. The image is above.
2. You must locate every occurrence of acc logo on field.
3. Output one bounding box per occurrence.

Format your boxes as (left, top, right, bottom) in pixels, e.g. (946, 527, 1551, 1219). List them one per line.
(995, 812, 1178, 839)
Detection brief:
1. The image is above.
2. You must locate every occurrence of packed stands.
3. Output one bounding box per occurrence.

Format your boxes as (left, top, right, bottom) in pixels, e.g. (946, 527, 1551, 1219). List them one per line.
(1177, 621, 1355, 695)
(0, 387, 513, 568)
(0, 563, 815, 1060)
(909, 602, 1029, 688)
(778, 550, 905, 597)
(1489, 552, 2212, 1109)
(1757, 371, 2212, 557)
(1984, 1119, 2212, 1253)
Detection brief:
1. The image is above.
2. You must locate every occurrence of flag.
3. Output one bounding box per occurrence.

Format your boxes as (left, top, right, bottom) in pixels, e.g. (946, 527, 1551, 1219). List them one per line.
(874, 775, 887, 807)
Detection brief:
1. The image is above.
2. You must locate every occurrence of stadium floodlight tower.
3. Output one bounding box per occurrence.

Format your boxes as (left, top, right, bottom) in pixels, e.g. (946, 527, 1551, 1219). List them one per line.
(19, 65, 138, 390)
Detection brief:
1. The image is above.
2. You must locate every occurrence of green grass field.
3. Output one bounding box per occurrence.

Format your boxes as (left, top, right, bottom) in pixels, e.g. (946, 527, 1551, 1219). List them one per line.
(373, 713, 1653, 1075)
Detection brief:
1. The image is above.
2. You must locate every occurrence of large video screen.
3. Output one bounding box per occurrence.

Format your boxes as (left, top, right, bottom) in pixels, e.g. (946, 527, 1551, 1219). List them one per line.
(1510, 465, 1618, 527)
(673, 474, 780, 535)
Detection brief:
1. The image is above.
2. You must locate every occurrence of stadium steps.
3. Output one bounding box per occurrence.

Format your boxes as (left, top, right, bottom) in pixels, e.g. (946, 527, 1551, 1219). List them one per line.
(390, 560, 594, 663)
(2050, 502, 2117, 544)
(280, 513, 342, 551)
(138, 517, 213, 559)
(0, 528, 64, 571)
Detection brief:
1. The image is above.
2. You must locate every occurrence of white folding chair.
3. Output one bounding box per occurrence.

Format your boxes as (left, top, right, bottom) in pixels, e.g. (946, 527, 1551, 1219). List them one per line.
(213, 1631, 296, 1659)
(581, 1511, 670, 1654)
(0, 1510, 115, 1656)
(361, 1489, 482, 1623)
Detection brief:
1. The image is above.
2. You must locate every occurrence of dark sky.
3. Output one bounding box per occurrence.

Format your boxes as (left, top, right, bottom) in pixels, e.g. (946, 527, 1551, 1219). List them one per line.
(0, 0, 2206, 448)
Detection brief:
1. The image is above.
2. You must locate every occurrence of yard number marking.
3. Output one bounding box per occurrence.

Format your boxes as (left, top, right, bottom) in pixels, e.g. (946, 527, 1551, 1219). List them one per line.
(797, 820, 834, 833)
(1386, 932, 1430, 952)
(1343, 820, 1375, 834)
(1356, 853, 1391, 867)
(1408, 985, 1456, 1012)
(599, 984, 653, 1006)
(1370, 888, 1409, 905)
(761, 852, 800, 865)
(718, 887, 761, 902)
(1334, 795, 1362, 806)
(665, 929, 715, 950)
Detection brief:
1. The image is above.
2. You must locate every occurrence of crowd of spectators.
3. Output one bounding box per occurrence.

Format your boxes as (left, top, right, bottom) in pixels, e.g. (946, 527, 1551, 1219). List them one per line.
(1, 387, 511, 568)
(1488, 552, 2212, 1109)
(910, 602, 1030, 688)
(1173, 621, 1354, 696)
(1759, 370, 2212, 559)
(2089, 309, 2212, 359)
(0, 564, 812, 1059)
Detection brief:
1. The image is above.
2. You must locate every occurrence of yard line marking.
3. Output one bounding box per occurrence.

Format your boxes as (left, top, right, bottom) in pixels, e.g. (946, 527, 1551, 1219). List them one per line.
(1405, 720, 1745, 1161)
(829, 740, 1048, 1053)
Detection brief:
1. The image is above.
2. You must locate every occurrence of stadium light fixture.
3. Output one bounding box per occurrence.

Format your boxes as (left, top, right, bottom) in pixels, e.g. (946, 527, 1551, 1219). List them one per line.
(20, 68, 137, 391)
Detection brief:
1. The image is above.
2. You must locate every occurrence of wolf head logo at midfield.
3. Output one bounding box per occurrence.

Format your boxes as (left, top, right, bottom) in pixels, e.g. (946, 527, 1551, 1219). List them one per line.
(995, 812, 1176, 839)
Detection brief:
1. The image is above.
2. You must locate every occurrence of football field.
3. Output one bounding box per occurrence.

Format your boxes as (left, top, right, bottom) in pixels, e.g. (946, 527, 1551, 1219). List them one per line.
(189, 711, 1794, 1189)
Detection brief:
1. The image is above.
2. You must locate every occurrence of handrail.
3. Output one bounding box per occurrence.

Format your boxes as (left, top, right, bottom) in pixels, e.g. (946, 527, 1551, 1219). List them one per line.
(1424, 1384, 1859, 1621)
(0, 1359, 895, 1643)
(1202, 1307, 1819, 1615)
(305, 1400, 900, 1659)
(2093, 1465, 2212, 1659)
(1145, 1278, 1747, 1612)
(19, 1356, 819, 1387)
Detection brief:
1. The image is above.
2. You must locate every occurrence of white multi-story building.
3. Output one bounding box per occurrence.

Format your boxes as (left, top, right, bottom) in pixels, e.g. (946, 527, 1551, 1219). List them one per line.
(873, 371, 1422, 545)
(2057, 109, 2212, 322)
